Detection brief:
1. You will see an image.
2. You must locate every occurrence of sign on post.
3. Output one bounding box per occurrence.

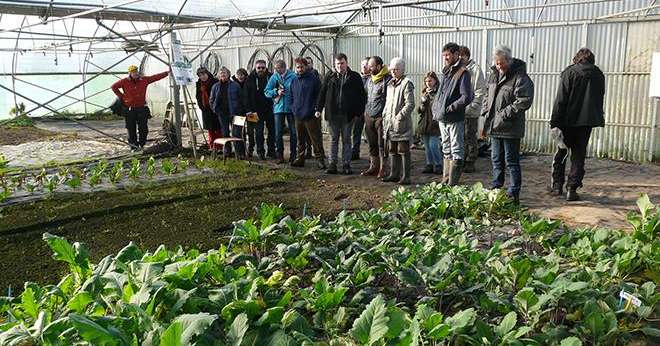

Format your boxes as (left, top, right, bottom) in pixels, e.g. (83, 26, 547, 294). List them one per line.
(171, 35, 194, 86)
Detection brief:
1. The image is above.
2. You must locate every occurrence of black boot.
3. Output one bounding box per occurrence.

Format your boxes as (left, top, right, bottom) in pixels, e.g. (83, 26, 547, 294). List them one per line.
(549, 183, 563, 196)
(342, 163, 353, 175)
(317, 158, 327, 170)
(566, 188, 580, 201)
(434, 164, 443, 175)
(382, 154, 401, 182)
(422, 164, 434, 174)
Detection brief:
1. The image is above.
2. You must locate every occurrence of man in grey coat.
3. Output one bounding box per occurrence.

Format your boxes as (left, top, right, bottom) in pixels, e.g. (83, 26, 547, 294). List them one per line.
(361, 56, 392, 178)
(483, 45, 534, 204)
(432, 42, 474, 186)
(459, 46, 487, 173)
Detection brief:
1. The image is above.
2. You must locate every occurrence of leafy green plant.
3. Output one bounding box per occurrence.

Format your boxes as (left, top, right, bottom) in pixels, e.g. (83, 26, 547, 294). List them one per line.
(161, 158, 176, 175)
(146, 157, 156, 178)
(108, 161, 124, 184)
(128, 158, 141, 180)
(0, 185, 657, 345)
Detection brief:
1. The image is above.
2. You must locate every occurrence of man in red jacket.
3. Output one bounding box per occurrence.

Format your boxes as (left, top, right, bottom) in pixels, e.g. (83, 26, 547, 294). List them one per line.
(111, 65, 169, 149)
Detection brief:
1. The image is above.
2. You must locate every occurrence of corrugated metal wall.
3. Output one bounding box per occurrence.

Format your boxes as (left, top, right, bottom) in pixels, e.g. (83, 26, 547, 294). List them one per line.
(334, 19, 660, 162)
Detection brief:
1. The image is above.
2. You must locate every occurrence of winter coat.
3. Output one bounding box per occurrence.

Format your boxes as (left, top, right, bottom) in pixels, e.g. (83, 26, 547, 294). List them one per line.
(416, 88, 440, 136)
(316, 68, 367, 123)
(365, 66, 392, 118)
(264, 70, 296, 114)
(483, 58, 534, 139)
(210, 79, 244, 118)
(289, 70, 321, 120)
(432, 61, 473, 124)
(195, 76, 220, 130)
(246, 70, 274, 116)
(231, 76, 249, 116)
(464, 59, 487, 119)
(383, 77, 415, 142)
(550, 63, 605, 129)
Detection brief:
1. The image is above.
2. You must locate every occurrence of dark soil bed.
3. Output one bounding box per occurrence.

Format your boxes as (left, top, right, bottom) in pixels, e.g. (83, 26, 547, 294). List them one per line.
(0, 163, 384, 292)
(0, 126, 78, 145)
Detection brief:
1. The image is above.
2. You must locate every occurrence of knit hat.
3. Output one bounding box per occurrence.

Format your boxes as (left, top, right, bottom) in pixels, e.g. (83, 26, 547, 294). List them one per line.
(128, 65, 139, 72)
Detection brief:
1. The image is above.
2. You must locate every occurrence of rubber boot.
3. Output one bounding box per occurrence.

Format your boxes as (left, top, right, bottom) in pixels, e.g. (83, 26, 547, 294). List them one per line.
(448, 159, 463, 186)
(382, 154, 401, 182)
(441, 158, 451, 184)
(398, 152, 411, 185)
(463, 160, 475, 173)
(361, 156, 379, 176)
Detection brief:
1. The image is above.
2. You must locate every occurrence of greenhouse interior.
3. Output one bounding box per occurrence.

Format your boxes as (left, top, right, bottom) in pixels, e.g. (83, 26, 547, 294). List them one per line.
(0, 0, 659, 344)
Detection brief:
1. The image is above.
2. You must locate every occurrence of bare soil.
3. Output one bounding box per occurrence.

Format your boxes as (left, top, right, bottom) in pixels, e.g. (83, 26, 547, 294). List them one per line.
(0, 126, 78, 145)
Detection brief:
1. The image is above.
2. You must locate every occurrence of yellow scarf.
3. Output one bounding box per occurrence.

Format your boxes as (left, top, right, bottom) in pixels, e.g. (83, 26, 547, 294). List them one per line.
(371, 65, 389, 83)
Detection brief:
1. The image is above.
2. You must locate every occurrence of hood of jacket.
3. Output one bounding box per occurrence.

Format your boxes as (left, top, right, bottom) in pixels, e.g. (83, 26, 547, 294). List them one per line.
(491, 58, 527, 77)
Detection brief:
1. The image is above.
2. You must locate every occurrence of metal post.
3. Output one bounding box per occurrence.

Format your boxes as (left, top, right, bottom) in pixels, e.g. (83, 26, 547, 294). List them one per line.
(171, 31, 183, 148)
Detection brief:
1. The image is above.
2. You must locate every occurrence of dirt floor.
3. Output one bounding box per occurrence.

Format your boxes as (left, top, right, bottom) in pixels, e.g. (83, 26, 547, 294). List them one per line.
(0, 126, 78, 145)
(26, 117, 660, 229)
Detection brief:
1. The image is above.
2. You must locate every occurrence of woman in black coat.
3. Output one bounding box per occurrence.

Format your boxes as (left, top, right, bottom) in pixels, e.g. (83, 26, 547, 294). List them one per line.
(195, 67, 221, 148)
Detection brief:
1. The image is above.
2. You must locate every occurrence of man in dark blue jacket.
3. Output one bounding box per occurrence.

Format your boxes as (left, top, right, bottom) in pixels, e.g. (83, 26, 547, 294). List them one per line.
(432, 42, 474, 186)
(289, 58, 326, 168)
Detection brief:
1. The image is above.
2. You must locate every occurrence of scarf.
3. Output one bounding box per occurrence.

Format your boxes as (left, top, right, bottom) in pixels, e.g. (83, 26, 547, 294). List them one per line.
(371, 65, 389, 83)
(200, 81, 211, 108)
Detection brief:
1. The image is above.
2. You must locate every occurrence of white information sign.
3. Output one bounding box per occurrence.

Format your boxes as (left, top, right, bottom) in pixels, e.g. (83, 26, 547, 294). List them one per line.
(171, 36, 194, 86)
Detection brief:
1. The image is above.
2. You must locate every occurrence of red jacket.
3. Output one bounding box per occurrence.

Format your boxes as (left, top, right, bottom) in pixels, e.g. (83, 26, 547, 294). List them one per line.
(111, 71, 169, 108)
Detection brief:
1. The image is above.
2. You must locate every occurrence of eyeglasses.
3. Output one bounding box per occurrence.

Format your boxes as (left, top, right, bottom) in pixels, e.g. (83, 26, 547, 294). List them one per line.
(256, 66, 266, 70)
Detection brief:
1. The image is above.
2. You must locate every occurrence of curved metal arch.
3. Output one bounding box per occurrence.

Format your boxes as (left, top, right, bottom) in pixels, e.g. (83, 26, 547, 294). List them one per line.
(270, 44, 295, 71)
(246, 48, 271, 71)
(299, 43, 327, 76)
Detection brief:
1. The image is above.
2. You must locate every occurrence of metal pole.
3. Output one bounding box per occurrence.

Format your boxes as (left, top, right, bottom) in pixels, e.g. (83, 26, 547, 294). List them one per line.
(96, 18, 170, 66)
(170, 31, 183, 148)
(23, 29, 169, 115)
(0, 83, 136, 149)
(0, 0, 145, 34)
(13, 76, 109, 110)
(189, 27, 233, 63)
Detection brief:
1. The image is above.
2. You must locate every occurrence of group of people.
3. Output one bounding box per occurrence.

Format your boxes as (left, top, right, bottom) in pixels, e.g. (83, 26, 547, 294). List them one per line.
(111, 43, 605, 203)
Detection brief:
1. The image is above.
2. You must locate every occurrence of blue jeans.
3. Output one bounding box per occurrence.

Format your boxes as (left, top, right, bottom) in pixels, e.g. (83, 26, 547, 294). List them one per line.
(491, 137, 521, 196)
(275, 112, 296, 158)
(422, 135, 442, 166)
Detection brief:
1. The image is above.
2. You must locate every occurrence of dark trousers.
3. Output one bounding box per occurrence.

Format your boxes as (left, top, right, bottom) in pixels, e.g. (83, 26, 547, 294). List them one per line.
(552, 126, 592, 190)
(352, 113, 365, 156)
(464, 117, 479, 162)
(329, 118, 354, 166)
(251, 111, 275, 156)
(388, 140, 410, 155)
(491, 137, 522, 196)
(295, 117, 325, 161)
(275, 112, 297, 158)
(364, 115, 385, 158)
(125, 107, 149, 147)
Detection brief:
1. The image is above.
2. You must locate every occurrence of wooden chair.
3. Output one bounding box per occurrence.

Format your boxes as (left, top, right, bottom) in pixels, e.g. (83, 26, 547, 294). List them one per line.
(212, 115, 249, 164)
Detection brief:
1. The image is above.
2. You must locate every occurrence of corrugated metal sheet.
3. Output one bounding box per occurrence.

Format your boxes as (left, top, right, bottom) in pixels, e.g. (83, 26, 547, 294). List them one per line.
(335, 20, 660, 162)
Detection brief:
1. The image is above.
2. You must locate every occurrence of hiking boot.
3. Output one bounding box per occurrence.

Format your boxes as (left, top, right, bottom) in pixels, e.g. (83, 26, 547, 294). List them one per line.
(351, 151, 360, 161)
(317, 158, 327, 170)
(257, 153, 266, 160)
(549, 183, 563, 196)
(422, 164, 434, 174)
(342, 164, 353, 175)
(291, 158, 305, 167)
(566, 188, 580, 201)
(326, 164, 338, 174)
(506, 192, 520, 205)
